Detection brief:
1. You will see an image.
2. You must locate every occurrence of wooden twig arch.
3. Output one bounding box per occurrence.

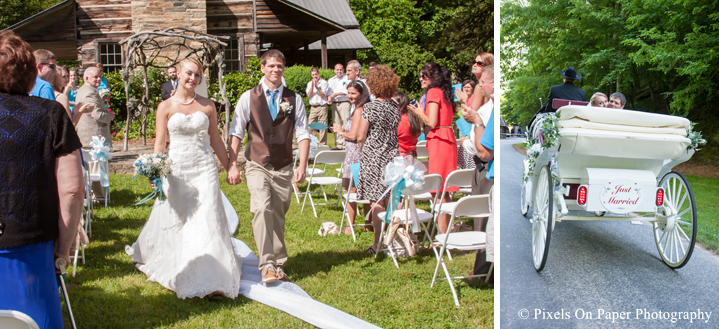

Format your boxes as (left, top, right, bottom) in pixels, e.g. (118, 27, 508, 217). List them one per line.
(118, 27, 233, 151)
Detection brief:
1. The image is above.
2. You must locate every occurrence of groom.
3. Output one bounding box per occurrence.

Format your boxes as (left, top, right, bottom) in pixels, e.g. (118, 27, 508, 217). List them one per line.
(227, 49, 310, 283)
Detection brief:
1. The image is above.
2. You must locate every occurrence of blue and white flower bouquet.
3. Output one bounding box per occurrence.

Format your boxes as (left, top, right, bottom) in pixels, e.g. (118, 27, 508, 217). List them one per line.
(133, 153, 172, 204)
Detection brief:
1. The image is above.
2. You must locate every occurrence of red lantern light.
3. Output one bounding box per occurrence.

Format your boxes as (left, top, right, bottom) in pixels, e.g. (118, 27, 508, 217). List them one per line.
(577, 186, 587, 206)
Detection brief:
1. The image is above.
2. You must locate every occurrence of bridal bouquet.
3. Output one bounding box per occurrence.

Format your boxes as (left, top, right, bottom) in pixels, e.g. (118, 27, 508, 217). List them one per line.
(133, 153, 172, 205)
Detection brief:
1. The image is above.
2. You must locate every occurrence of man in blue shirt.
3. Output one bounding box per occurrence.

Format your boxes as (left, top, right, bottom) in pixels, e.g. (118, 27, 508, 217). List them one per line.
(460, 64, 495, 283)
(29, 49, 56, 100)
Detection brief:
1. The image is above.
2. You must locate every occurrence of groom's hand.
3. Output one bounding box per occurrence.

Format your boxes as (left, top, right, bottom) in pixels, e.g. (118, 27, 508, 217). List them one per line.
(293, 167, 306, 184)
(227, 166, 243, 185)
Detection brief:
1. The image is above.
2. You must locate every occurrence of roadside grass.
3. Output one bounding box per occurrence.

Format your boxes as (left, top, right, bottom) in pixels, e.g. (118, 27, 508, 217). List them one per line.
(686, 175, 719, 253)
(65, 171, 493, 328)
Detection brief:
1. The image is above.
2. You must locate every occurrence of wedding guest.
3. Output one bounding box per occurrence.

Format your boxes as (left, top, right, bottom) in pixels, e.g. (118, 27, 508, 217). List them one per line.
(51, 66, 71, 115)
(227, 49, 310, 283)
(455, 52, 493, 112)
(76, 66, 114, 147)
(461, 65, 495, 283)
(306, 67, 331, 145)
(589, 92, 609, 107)
(0, 31, 84, 329)
(331, 80, 371, 235)
(407, 62, 458, 234)
(65, 67, 79, 112)
(327, 63, 350, 149)
(95, 62, 109, 91)
(354, 64, 400, 254)
(462, 79, 476, 106)
(51, 65, 92, 126)
(393, 91, 421, 158)
(608, 92, 626, 109)
(161, 65, 178, 101)
(29, 49, 56, 100)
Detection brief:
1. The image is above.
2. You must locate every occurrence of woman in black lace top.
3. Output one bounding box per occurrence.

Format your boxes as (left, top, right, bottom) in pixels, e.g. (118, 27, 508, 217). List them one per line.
(0, 31, 84, 328)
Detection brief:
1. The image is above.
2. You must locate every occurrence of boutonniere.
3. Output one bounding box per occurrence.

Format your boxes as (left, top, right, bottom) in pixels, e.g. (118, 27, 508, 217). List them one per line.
(280, 101, 293, 115)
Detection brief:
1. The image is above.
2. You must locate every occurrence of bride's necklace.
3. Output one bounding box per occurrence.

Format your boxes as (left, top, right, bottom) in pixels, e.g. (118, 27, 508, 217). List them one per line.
(178, 92, 196, 105)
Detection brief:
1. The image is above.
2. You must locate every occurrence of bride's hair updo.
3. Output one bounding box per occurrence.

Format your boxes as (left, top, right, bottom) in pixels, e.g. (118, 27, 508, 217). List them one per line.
(178, 57, 204, 84)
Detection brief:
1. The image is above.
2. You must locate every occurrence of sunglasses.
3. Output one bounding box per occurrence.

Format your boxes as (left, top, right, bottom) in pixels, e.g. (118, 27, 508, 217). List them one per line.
(40, 63, 57, 69)
(471, 60, 484, 66)
(419, 73, 428, 79)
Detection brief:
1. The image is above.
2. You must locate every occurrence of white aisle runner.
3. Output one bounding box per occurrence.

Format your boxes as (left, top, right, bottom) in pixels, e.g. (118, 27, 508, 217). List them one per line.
(231, 239, 381, 329)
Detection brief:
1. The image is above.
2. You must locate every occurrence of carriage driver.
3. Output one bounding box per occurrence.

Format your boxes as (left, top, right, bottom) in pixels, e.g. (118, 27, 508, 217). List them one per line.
(538, 66, 586, 113)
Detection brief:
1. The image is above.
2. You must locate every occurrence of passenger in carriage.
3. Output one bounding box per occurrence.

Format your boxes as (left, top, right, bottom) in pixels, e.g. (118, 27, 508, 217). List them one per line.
(607, 92, 626, 109)
(539, 66, 586, 113)
(588, 92, 608, 107)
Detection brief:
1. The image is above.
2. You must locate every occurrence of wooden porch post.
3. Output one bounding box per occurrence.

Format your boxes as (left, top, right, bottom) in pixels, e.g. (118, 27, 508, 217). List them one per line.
(321, 30, 327, 69)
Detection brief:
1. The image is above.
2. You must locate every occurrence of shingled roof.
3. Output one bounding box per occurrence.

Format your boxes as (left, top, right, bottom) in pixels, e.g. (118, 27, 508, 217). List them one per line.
(280, 0, 360, 28)
(302, 29, 372, 50)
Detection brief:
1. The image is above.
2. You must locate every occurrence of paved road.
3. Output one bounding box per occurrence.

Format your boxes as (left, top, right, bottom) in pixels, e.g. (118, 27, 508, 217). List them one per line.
(499, 137, 719, 328)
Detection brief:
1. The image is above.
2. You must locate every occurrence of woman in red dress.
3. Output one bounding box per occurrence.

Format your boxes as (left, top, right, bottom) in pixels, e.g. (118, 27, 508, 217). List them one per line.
(407, 62, 457, 233)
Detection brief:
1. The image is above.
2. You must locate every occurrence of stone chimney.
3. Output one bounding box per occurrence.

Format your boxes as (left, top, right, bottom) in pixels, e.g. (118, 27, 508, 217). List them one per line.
(132, 0, 207, 33)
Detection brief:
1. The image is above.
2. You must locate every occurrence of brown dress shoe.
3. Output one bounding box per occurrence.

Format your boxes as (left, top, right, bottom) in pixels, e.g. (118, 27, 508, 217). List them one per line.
(261, 265, 278, 283)
(275, 267, 290, 282)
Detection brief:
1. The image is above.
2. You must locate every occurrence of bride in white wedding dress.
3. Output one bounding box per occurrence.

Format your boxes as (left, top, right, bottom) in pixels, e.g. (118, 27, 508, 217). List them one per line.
(126, 58, 241, 300)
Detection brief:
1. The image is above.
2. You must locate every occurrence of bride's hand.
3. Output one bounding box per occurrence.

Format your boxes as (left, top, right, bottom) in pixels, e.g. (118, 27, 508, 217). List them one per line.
(149, 178, 156, 189)
(226, 166, 243, 185)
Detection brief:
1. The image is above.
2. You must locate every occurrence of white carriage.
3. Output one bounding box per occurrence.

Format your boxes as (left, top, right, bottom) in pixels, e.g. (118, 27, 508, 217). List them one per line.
(520, 105, 698, 271)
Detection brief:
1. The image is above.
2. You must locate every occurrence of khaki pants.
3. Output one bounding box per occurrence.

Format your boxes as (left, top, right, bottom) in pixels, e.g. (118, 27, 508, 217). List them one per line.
(245, 160, 293, 269)
(331, 101, 352, 148)
(308, 104, 328, 145)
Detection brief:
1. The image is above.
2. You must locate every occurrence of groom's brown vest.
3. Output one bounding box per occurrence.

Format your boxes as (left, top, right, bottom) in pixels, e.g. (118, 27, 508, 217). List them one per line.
(245, 84, 297, 169)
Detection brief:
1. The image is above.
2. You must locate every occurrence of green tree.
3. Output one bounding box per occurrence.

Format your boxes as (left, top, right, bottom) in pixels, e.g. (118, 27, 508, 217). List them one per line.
(350, 0, 493, 96)
(0, 0, 61, 29)
(502, 0, 719, 164)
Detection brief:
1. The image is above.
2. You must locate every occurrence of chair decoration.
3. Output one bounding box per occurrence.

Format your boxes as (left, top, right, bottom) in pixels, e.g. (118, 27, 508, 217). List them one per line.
(380, 156, 427, 231)
(308, 135, 320, 158)
(133, 153, 173, 205)
(88, 136, 111, 187)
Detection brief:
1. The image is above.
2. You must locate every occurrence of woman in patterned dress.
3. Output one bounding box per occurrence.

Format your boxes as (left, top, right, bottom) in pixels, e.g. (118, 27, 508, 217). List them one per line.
(331, 80, 371, 235)
(407, 62, 458, 234)
(355, 65, 400, 254)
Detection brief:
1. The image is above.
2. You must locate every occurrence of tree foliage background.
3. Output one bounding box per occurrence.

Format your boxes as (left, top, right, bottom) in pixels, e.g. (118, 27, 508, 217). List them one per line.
(0, 0, 61, 29)
(501, 0, 718, 164)
(350, 0, 493, 96)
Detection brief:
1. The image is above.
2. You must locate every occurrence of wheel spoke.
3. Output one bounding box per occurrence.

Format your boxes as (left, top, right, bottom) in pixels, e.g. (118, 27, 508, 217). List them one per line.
(675, 227, 687, 256)
(677, 208, 690, 217)
(676, 189, 688, 211)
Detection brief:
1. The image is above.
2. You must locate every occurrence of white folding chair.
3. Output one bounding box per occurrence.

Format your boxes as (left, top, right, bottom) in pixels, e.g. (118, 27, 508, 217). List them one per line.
(292, 145, 331, 203)
(81, 149, 110, 207)
(338, 163, 371, 241)
(377, 174, 442, 249)
(417, 140, 427, 147)
(416, 145, 429, 160)
(0, 310, 39, 329)
(301, 150, 346, 217)
(430, 169, 477, 252)
(431, 194, 491, 307)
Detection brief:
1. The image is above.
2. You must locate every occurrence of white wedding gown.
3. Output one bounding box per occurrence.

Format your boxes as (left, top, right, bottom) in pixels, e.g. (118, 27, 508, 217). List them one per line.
(126, 111, 242, 299)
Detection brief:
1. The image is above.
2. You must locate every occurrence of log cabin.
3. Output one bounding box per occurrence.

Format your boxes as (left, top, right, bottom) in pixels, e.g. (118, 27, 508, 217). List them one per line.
(7, 0, 372, 72)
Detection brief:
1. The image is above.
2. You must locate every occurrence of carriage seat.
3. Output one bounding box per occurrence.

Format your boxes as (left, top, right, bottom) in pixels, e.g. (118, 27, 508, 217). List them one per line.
(555, 106, 691, 160)
(552, 98, 589, 110)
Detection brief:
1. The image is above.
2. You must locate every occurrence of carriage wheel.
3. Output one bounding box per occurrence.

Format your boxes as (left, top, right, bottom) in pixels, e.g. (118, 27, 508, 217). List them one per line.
(532, 165, 553, 272)
(520, 179, 530, 217)
(653, 172, 697, 269)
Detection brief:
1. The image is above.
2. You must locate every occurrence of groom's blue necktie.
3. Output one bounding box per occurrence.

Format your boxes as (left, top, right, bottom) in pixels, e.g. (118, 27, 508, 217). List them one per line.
(267, 89, 279, 120)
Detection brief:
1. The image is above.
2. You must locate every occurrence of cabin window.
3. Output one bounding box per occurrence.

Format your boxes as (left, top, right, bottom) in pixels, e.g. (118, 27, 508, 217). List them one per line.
(223, 37, 244, 72)
(98, 43, 123, 73)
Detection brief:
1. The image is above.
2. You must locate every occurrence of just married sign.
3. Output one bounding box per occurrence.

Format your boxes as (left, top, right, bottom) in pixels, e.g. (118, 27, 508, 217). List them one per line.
(599, 180, 642, 213)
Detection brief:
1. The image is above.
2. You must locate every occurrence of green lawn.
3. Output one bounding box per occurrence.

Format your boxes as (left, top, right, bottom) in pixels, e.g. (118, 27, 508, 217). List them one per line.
(686, 175, 719, 253)
(64, 172, 493, 328)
